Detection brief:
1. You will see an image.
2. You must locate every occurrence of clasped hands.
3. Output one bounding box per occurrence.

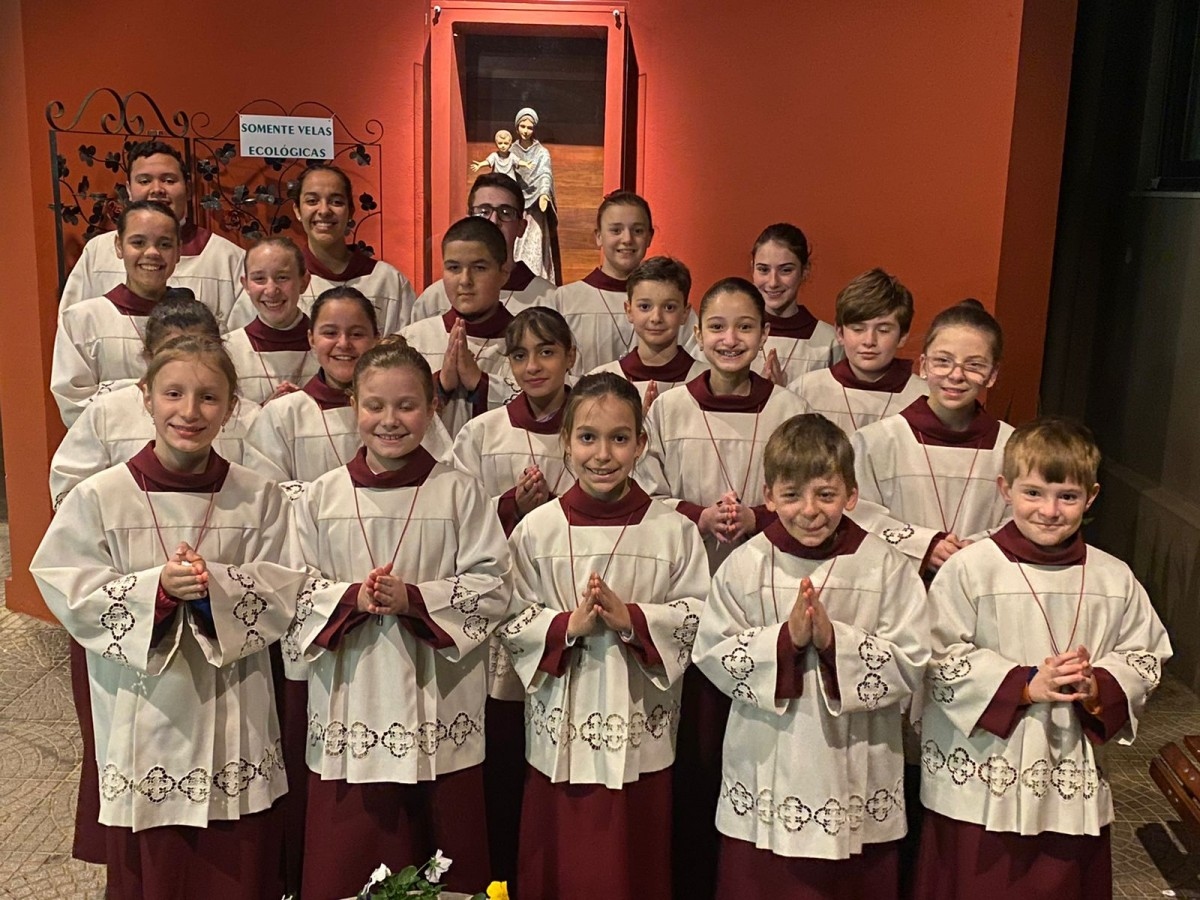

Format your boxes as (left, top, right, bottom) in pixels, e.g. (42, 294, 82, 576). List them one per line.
(698, 490, 755, 544)
(160, 542, 208, 601)
(567, 573, 633, 641)
(787, 576, 833, 652)
(356, 562, 410, 617)
(1027, 645, 1098, 706)
(438, 320, 484, 395)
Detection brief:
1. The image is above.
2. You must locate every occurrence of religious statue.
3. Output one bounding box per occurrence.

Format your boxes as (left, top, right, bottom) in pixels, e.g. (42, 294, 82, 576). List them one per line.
(470, 129, 533, 182)
(509, 107, 561, 284)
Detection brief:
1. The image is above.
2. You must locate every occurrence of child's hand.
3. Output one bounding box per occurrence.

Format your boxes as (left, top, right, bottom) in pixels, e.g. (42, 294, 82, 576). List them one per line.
(590, 574, 632, 635)
(263, 381, 300, 404)
(567, 591, 599, 639)
(357, 563, 409, 616)
(724, 500, 756, 543)
(1070, 644, 1098, 704)
(455, 325, 484, 392)
(440, 325, 461, 392)
(160, 542, 209, 601)
(514, 466, 550, 515)
(642, 380, 659, 416)
(470, 161, 484, 172)
(788, 577, 815, 649)
(1028, 650, 1092, 703)
(697, 502, 726, 539)
(763, 348, 785, 385)
(926, 534, 965, 571)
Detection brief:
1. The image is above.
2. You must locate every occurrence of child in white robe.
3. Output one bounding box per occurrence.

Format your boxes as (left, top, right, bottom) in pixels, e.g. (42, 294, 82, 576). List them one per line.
(554, 191, 701, 375)
(411, 172, 555, 322)
(59, 140, 244, 331)
(51, 200, 181, 426)
(749, 223, 841, 385)
(32, 335, 305, 900)
(914, 416, 1171, 900)
(637, 276, 808, 900)
(788, 268, 927, 435)
(400, 216, 520, 437)
(51, 295, 258, 511)
(850, 299, 1013, 577)
(500, 372, 709, 900)
(451, 306, 576, 882)
(225, 164, 416, 333)
(694, 413, 929, 900)
(588, 256, 708, 411)
(224, 236, 319, 405)
(289, 339, 511, 898)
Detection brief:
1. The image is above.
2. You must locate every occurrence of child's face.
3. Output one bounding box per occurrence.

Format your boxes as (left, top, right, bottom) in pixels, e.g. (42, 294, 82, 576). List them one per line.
(242, 244, 309, 329)
(696, 291, 768, 377)
(751, 240, 804, 316)
(354, 366, 435, 471)
(116, 209, 180, 298)
(998, 469, 1097, 548)
(296, 170, 351, 246)
(309, 299, 377, 389)
(129, 153, 189, 221)
(565, 395, 646, 502)
(920, 325, 997, 416)
(625, 281, 689, 354)
(595, 204, 653, 278)
(442, 240, 507, 320)
(508, 331, 575, 405)
(142, 358, 234, 470)
(764, 473, 858, 548)
(495, 131, 513, 154)
(836, 312, 907, 379)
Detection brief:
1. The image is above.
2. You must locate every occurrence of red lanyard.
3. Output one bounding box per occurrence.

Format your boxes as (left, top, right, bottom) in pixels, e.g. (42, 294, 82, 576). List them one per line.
(841, 384, 895, 433)
(565, 505, 636, 597)
(351, 483, 422, 572)
(137, 472, 218, 563)
(524, 429, 569, 497)
(1016, 561, 1086, 657)
(700, 407, 763, 504)
(595, 288, 634, 354)
(915, 430, 983, 535)
(318, 406, 348, 468)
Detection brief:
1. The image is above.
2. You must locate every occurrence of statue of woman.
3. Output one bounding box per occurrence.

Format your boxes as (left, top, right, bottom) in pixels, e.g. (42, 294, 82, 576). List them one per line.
(510, 107, 561, 284)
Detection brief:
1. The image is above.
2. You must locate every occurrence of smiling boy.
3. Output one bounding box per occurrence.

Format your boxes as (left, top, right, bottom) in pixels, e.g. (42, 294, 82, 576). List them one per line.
(693, 414, 928, 900)
(914, 416, 1171, 900)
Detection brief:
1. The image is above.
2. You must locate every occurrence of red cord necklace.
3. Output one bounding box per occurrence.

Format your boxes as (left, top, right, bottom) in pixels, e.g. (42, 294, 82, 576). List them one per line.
(1016, 560, 1087, 657)
(915, 430, 983, 535)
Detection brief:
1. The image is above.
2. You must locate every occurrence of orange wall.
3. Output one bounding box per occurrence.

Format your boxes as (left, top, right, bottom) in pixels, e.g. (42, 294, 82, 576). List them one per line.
(4, 0, 1072, 616)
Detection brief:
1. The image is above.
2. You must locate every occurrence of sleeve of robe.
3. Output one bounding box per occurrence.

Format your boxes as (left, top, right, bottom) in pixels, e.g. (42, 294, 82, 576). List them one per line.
(1087, 571, 1172, 744)
(49, 399, 116, 510)
(242, 400, 297, 483)
(693, 551, 797, 715)
(818, 547, 930, 716)
(32, 477, 185, 675)
(850, 426, 942, 564)
(183, 482, 307, 668)
(924, 552, 1025, 735)
(50, 311, 101, 428)
(495, 516, 569, 694)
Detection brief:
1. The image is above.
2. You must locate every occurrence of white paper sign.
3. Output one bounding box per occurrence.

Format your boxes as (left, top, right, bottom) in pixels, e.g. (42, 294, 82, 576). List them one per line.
(239, 115, 334, 159)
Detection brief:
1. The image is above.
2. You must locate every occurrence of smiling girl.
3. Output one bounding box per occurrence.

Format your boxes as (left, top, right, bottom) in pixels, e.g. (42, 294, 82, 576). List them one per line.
(289, 338, 510, 898)
(33, 335, 306, 900)
(52, 200, 182, 426)
(500, 373, 708, 900)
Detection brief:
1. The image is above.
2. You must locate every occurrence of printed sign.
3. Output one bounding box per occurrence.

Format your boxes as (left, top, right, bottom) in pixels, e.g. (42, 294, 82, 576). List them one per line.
(239, 115, 334, 159)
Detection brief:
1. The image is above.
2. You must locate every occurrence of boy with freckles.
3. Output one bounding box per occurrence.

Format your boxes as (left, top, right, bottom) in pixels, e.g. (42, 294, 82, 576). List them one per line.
(400, 216, 521, 436)
(693, 414, 929, 900)
(914, 417, 1171, 900)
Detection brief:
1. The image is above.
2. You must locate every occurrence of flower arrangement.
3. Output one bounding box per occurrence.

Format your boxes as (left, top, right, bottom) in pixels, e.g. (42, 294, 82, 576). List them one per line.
(352, 851, 508, 900)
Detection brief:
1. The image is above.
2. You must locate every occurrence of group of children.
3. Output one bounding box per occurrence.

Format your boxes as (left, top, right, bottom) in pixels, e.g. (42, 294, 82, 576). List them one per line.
(34, 143, 1172, 900)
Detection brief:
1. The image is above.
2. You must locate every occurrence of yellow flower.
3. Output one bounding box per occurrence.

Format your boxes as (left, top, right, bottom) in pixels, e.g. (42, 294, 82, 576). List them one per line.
(486, 881, 509, 900)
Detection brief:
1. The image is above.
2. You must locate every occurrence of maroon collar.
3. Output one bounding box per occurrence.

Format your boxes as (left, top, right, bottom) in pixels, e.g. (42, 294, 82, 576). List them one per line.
(619, 347, 697, 382)
(302, 245, 378, 282)
(559, 481, 652, 526)
(991, 519, 1087, 566)
(441, 305, 514, 339)
(179, 223, 213, 257)
(829, 357, 916, 393)
(899, 396, 1001, 448)
(764, 515, 868, 560)
(106, 283, 158, 317)
(686, 370, 775, 412)
(582, 267, 627, 292)
(765, 305, 818, 339)
(126, 442, 230, 492)
(348, 445, 437, 488)
(302, 371, 351, 410)
(244, 313, 311, 352)
(507, 388, 569, 434)
(505, 262, 537, 292)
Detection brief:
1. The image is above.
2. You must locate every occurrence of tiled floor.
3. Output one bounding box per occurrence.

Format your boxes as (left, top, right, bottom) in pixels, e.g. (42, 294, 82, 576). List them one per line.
(2, 518, 1200, 898)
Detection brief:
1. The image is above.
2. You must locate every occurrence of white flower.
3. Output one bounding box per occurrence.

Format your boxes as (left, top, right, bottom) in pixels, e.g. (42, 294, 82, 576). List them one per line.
(426, 849, 453, 883)
(368, 863, 392, 886)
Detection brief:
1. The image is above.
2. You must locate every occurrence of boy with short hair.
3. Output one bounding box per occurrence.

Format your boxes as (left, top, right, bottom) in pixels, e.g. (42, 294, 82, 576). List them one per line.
(914, 416, 1171, 900)
(693, 413, 929, 900)
(588, 256, 707, 409)
(399, 216, 519, 436)
(411, 172, 556, 322)
(788, 268, 927, 434)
